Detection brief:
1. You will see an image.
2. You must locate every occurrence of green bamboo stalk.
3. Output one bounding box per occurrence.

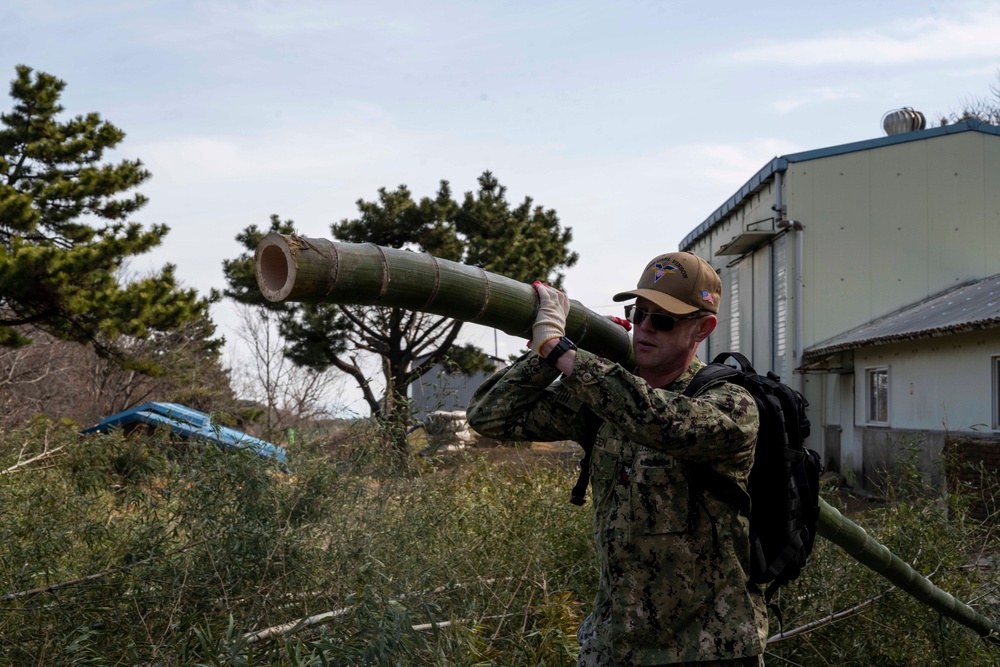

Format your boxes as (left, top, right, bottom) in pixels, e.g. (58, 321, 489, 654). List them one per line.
(255, 233, 1000, 642)
(255, 233, 634, 365)
(817, 497, 998, 642)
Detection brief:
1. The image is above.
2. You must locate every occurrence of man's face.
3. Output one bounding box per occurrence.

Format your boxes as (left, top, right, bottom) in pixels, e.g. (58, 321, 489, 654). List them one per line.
(631, 297, 706, 382)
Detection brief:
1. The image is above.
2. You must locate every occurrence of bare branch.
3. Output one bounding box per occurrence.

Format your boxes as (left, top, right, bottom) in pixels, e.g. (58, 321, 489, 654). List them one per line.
(232, 304, 346, 433)
(2, 443, 66, 474)
(1, 539, 208, 601)
(340, 305, 387, 343)
(409, 320, 465, 380)
(408, 314, 459, 352)
(767, 588, 893, 643)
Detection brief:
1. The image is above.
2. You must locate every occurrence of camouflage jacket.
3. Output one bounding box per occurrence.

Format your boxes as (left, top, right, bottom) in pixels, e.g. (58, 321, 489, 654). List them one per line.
(467, 349, 767, 665)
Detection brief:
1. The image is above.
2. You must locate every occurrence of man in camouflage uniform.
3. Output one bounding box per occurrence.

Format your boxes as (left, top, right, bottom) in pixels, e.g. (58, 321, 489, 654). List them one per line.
(467, 252, 767, 666)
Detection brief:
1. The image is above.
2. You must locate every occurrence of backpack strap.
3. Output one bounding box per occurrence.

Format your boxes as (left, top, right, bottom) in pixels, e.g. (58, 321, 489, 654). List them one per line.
(570, 433, 594, 506)
(708, 351, 757, 375)
(683, 364, 754, 549)
(569, 357, 754, 509)
(569, 359, 744, 507)
(684, 362, 746, 398)
(686, 461, 752, 516)
(569, 405, 604, 506)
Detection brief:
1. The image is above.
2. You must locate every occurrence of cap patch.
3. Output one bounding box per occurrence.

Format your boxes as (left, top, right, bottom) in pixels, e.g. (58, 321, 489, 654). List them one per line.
(613, 251, 719, 314)
(651, 262, 679, 283)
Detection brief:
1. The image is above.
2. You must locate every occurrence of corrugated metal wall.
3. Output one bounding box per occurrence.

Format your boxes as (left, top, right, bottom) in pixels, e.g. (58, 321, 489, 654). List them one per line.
(408, 363, 501, 422)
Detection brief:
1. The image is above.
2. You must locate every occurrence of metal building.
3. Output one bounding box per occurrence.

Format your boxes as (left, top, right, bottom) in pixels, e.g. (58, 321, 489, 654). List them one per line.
(680, 118, 1000, 490)
(408, 356, 506, 423)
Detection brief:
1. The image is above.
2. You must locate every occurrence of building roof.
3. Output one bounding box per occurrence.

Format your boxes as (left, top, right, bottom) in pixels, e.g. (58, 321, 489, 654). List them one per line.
(804, 273, 1000, 359)
(81, 401, 287, 463)
(681, 119, 1000, 251)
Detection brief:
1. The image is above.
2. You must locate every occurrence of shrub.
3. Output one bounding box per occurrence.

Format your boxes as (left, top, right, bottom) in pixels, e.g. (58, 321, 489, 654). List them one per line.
(0, 422, 593, 665)
(764, 443, 1000, 666)
(1, 422, 998, 665)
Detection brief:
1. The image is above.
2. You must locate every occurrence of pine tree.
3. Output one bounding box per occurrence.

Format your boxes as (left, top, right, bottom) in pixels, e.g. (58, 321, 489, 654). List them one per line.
(0, 65, 210, 362)
(223, 173, 577, 447)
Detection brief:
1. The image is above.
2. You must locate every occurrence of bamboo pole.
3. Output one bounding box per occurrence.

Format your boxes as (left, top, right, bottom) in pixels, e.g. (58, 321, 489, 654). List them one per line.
(255, 234, 634, 366)
(817, 497, 999, 642)
(255, 233, 1000, 642)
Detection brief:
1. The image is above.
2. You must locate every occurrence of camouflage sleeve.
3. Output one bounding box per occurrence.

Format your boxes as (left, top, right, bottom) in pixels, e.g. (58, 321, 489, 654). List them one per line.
(466, 351, 597, 444)
(557, 349, 758, 465)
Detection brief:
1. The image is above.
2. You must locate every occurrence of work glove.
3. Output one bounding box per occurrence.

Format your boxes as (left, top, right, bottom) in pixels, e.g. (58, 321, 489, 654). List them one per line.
(529, 281, 570, 355)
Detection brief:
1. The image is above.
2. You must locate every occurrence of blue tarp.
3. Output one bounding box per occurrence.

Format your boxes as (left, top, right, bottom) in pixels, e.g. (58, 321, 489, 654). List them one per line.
(81, 401, 287, 463)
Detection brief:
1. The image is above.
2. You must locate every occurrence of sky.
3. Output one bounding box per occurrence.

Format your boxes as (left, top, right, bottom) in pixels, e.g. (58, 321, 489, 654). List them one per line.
(3, 0, 1000, 415)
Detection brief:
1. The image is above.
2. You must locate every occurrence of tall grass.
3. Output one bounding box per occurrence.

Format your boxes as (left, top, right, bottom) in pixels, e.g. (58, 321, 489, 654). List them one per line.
(0, 421, 592, 665)
(765, 440, 1000, 666)
(1, 423, 998, 666)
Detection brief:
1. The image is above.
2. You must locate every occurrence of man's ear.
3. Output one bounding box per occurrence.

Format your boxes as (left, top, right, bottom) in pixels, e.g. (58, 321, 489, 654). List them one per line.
(694, 315, 717, 343)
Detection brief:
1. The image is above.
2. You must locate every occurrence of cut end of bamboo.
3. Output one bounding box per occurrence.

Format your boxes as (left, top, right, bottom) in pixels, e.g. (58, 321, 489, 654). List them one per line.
(255, 234, 296, 302)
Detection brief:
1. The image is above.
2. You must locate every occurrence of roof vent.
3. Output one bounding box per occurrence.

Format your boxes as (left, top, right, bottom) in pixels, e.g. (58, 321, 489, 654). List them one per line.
(882, 108, 926, 136)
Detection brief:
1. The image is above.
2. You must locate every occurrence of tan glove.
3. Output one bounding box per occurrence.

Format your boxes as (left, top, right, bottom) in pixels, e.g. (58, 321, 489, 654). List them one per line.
(529, 281, 570, 355)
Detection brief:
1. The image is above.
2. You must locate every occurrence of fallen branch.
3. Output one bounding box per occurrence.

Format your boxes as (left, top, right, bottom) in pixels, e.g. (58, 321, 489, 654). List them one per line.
(244, 608, 352, 644)
(1, 539, 207, 601)
(245, 611, 512, 645)
(768, 588, 893, 643)
(412, 614, 509, 632)
(2, 443, 65, 474)
(241, 575, 524, 645)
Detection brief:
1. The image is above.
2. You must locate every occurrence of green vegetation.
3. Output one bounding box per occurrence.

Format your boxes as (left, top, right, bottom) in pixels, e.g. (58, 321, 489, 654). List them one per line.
(0, 65, 215, 363)
(1, 423, 999, 666)
(770, 444, 1000, 666)
(0, 65, 231, 431)
(0, 422, 591, 665)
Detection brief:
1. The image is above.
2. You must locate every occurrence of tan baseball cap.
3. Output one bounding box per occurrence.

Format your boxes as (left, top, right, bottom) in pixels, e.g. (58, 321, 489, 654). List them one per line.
(612, 251, 721, 315)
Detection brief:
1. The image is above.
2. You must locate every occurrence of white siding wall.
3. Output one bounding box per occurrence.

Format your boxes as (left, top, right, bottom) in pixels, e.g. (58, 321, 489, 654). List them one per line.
(787, 132, 1000, 349)
(854, 331, 1000, 433)
(688, 179, 782, 372)
(735, 259, 750, 351)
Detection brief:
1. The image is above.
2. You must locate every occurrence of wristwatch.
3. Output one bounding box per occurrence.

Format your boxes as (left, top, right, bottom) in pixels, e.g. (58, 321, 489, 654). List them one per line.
(543, 336, 577, 367)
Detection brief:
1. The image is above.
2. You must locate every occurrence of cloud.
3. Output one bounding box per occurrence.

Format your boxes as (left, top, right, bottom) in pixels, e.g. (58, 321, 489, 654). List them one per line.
(733, 4, 1000, 66)
(132, 111, 798, 316)
(125, 1, 361, 52)
(773, 86, 863, 115)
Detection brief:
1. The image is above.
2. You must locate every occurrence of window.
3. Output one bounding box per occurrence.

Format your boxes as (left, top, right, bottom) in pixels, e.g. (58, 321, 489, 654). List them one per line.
(772, 235, 788, 380)
(729, 267, 740, 350)
(866, 367, 889, 425)
(993, 356, 1000, 430)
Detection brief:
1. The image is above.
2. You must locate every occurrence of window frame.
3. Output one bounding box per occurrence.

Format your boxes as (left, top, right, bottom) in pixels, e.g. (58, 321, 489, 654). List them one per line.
(992, 356, 1000, 431)
(771, 235, 788, 381)
(865, 366, 890, 426)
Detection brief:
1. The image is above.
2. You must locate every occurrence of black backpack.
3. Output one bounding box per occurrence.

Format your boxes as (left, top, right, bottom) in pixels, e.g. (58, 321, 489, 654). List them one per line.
(683, 352, 823, 614)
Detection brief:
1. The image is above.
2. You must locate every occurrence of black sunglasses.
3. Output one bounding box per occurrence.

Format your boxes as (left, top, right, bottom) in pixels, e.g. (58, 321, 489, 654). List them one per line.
(624, 305, 702, 332)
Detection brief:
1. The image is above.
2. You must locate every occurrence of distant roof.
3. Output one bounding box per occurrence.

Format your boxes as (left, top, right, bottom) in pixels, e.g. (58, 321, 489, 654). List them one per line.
(81, 401, 287, 463)
(681, 119, 1000, 251)
(804, 273, 1000, 359)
